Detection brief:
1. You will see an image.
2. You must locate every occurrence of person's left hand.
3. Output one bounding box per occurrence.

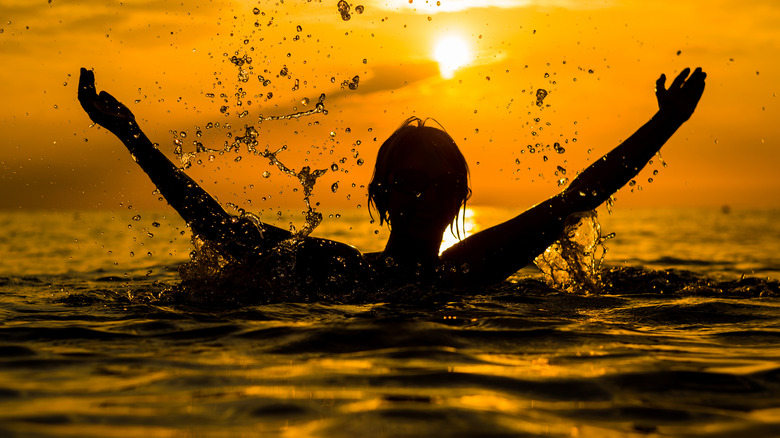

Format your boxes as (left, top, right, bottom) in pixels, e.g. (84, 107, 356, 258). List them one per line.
(78, 68, 137, 135)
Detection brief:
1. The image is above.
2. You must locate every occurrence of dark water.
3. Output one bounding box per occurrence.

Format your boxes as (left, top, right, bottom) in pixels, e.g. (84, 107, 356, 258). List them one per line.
(1, 209, 780, 437)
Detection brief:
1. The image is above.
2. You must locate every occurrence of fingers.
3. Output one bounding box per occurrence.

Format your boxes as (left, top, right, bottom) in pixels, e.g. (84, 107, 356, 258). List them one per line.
(688, 67, 707, 83)
(78, 68, 96, 96)
(669, 67, 691, 90)
(655, 74, 667, 94)
(662, 67, 707, 93)
(681, 67, 706, 96)
(684, 68, 707, 101)
(77, 68, 100, 115)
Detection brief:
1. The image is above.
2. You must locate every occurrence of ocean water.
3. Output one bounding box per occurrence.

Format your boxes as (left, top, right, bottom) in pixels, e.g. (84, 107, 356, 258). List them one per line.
(1, 207, 780, 437)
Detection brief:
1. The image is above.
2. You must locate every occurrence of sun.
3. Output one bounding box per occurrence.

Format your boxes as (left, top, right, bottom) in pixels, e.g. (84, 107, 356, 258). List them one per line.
(433, 34, 472, 79)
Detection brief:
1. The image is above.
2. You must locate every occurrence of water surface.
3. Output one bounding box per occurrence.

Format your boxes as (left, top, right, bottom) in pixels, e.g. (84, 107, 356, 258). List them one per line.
(1, 208, 779, 437)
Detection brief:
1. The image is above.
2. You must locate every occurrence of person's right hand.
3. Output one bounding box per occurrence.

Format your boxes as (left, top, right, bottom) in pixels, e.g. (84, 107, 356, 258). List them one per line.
(655, 67, 707, 123)
(78, 68, 137, 135)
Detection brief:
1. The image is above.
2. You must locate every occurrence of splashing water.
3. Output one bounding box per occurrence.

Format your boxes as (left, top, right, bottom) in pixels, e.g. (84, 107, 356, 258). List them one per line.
(260, 93, 328, 121)
(337, 0, 351, 21)
(173, 131, 328, 239)
(159, 3, 373, 293)
(341, 75, 360, 90)
(534, 210, 614, 294)
(535, 88, 548, 107)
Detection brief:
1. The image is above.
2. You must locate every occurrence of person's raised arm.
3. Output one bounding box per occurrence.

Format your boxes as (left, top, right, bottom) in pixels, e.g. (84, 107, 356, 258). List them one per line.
(441, 67, 706, 286)
(561, 67, 706, 211)
(77, 68, 292, 254)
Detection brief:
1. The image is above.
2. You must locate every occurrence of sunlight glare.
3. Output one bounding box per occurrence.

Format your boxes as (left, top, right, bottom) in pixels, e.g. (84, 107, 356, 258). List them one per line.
(433, 35, 472, 79)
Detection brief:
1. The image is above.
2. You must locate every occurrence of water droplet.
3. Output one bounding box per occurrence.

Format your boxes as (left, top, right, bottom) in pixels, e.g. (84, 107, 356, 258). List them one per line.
(152, 222, 161, 227)
(331, 182, 339, 193)
(262, 170, 271, 178)
(331, 163, 339, 171)
(340, 8, 351, 21)
(355, 5, 364, 13)
(253, 7, 260, 14)
(357, 158, 364, 166)
(535, 89, 548, 107)
(296, 25, 303, 32)
(132, 215, 141, 221)
(348, 75, 360, 90)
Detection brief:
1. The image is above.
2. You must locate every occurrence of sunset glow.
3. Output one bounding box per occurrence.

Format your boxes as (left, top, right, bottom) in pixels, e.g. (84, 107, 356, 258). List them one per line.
(0, 0, 779, 210)
(433, 34, 472, 79)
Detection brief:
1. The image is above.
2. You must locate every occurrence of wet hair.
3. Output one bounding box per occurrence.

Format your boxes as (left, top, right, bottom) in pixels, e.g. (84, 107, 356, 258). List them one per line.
(368, 117, 472, 238)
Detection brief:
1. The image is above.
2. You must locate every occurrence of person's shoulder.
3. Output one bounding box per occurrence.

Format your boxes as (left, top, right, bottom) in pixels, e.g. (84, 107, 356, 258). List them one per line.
(296, 236, 367, 263)
(363, 251, 383, 264)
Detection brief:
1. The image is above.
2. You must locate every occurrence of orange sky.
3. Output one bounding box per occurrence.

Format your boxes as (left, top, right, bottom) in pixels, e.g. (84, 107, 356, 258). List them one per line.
(1, 0, 778, 214)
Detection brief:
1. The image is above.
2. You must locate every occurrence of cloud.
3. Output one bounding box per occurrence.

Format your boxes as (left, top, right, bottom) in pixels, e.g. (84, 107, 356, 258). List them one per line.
(240, 62, 440, 121)
(319, 62, 440, 104)
(368, 0, 612, 14)
(0, 0, 224, 54)
(350, 61, 440, 94)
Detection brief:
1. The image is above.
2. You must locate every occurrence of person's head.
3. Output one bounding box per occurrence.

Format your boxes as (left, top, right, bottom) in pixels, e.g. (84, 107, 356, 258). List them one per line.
(368, 117, 471, 238)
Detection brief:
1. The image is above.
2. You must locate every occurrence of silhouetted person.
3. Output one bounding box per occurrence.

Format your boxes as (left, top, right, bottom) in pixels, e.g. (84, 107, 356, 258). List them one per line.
(78, 67, 706, 298)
